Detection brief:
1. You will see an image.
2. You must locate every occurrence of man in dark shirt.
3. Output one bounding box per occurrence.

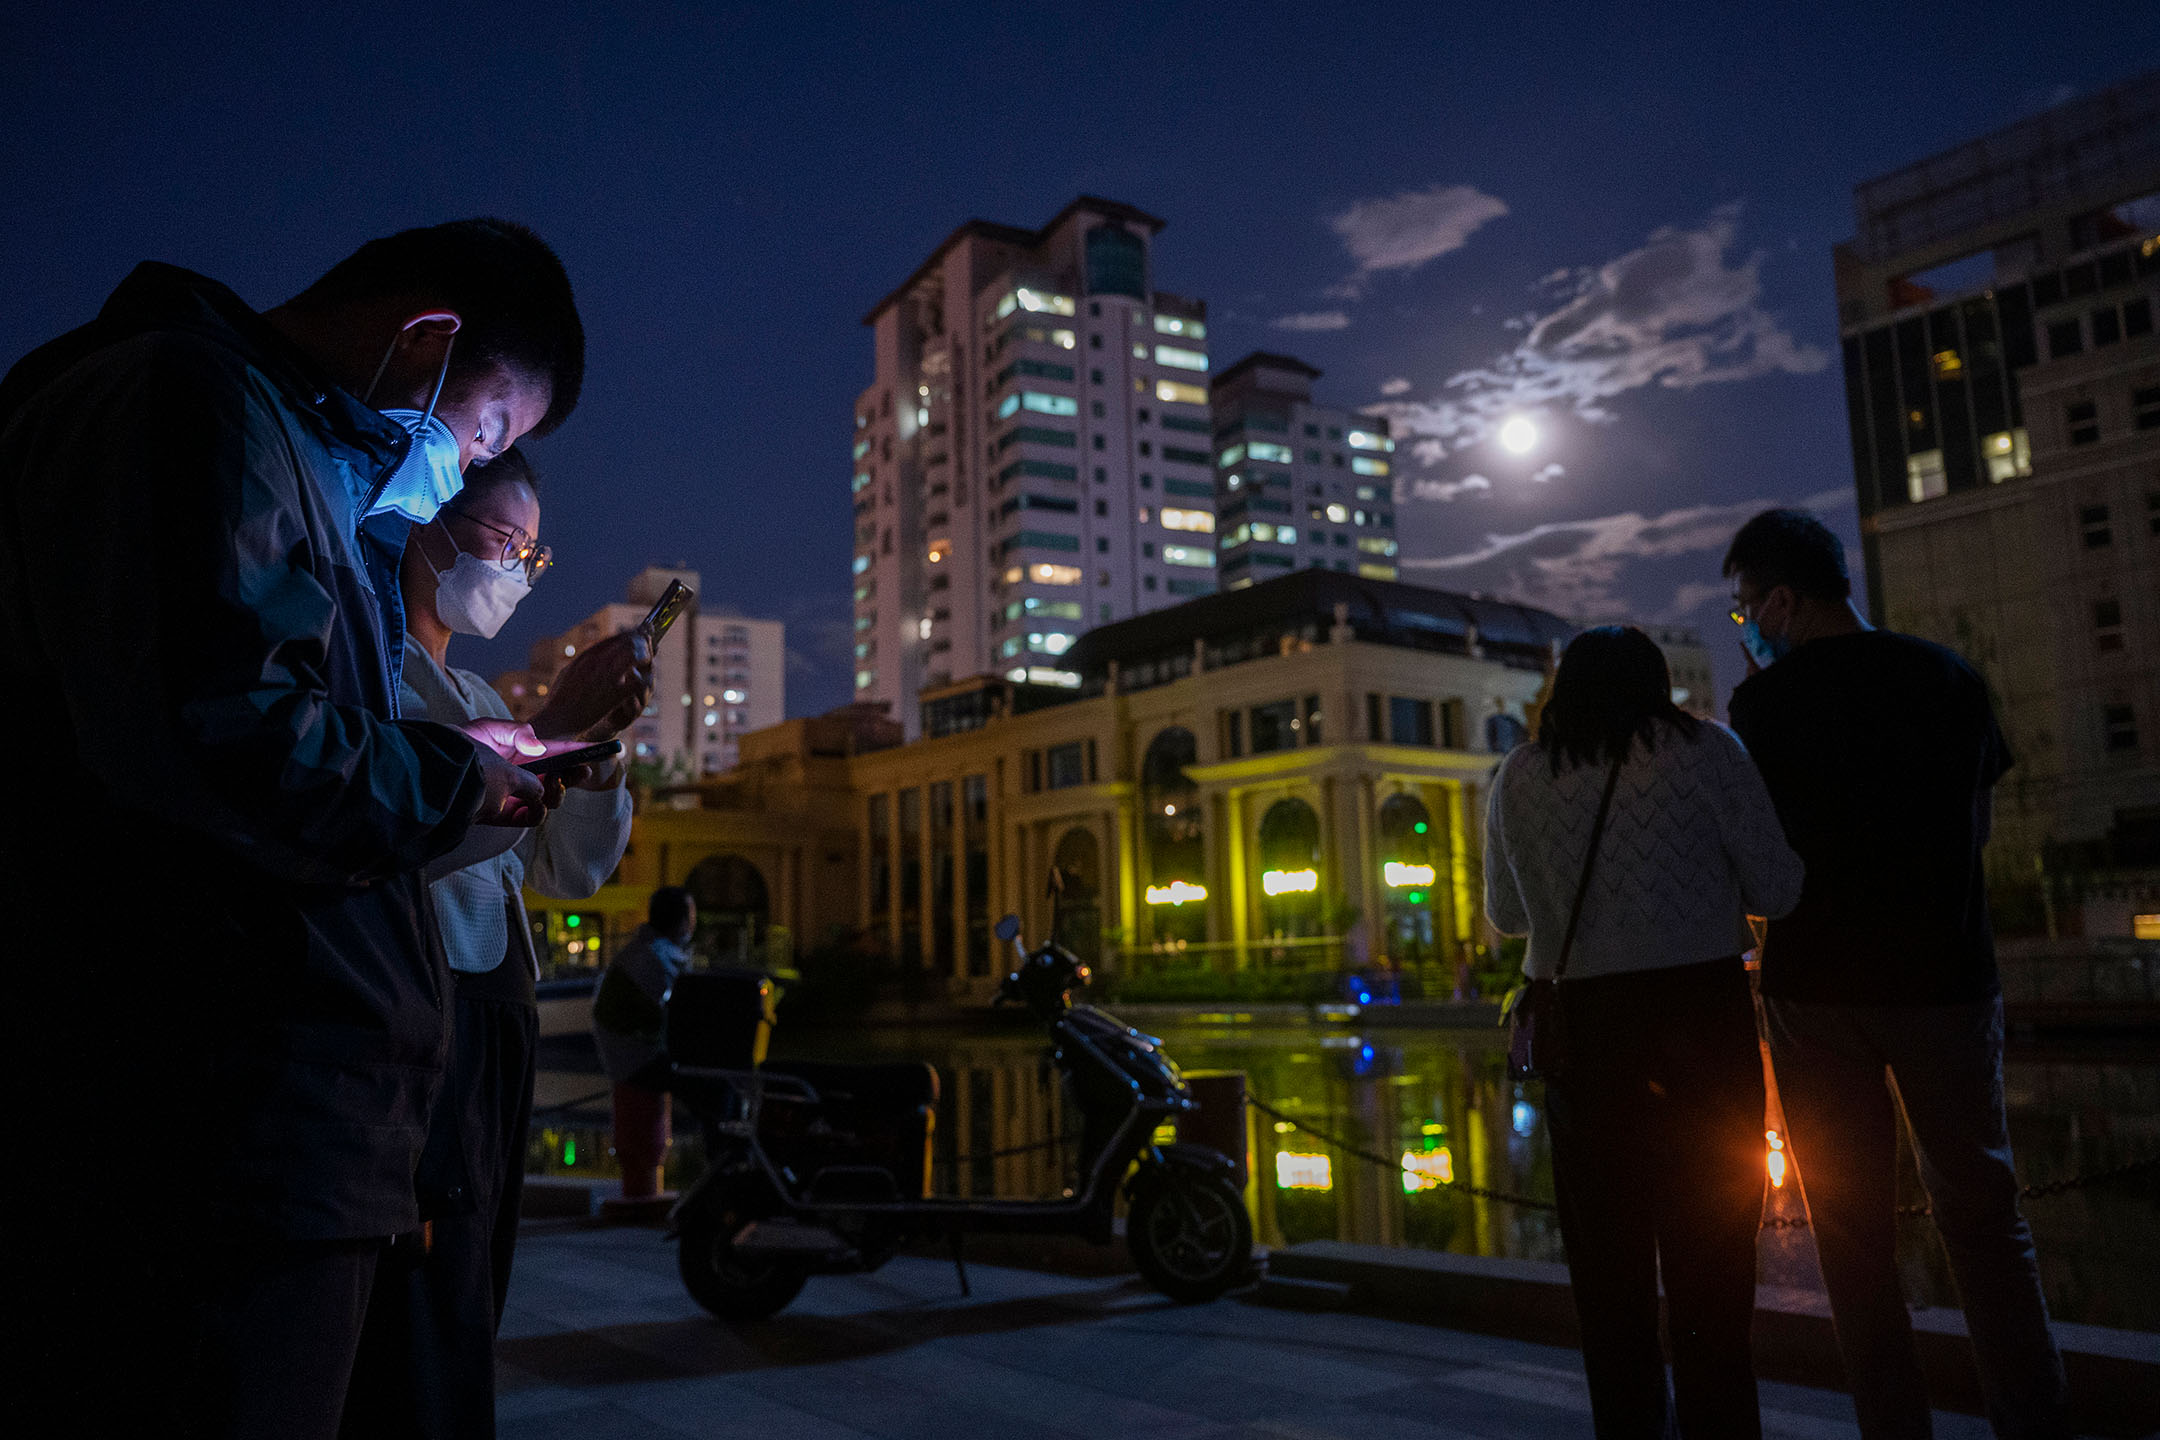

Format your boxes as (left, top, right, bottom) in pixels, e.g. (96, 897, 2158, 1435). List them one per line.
(1724, 510, 2067, 1440)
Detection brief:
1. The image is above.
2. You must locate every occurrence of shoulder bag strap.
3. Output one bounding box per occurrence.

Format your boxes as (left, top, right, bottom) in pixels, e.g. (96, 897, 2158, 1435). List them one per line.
(1553, 751, 1626, 983)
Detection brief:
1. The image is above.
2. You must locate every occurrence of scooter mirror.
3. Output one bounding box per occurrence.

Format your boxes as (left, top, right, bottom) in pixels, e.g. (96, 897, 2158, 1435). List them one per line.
(994, 914, 1021, 943)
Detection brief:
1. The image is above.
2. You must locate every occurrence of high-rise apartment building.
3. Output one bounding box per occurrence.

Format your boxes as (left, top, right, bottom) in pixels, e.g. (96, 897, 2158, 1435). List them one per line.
(1832, 70, 2160, 933)
(852, 196, 1216, 734)
(496, 565, 785, 775)
(1210, 353, 1398, 589)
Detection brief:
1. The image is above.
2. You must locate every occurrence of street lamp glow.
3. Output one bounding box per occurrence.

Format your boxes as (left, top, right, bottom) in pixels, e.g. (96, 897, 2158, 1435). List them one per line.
(1498, 415, 1539, 454)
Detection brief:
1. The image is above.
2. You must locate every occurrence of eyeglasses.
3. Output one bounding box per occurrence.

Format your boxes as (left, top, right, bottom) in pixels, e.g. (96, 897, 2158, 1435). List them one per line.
(442, 505, 553, 581)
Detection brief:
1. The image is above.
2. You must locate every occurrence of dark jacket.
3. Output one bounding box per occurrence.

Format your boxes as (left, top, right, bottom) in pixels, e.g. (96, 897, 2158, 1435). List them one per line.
(0, 264, 490, 1239)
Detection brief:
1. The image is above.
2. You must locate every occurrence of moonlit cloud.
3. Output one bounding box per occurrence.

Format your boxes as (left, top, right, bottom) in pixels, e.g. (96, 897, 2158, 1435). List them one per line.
(1529, 462, 1564, 483)
(1661, 580, 1732, 622)
(1402, 487, 1852, 619)
(1326, 183, 1508, 299)
(1410, 474, 1492, 502)
(1377, 204, 1826, 465)
(1271, 310, 1351, 331)
(1379, 377, 1412, 396)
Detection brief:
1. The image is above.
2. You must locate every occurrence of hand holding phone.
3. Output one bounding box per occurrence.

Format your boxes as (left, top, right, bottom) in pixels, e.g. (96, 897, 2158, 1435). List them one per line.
(518, 740, 623, 776)
(640, 579, 694, 642)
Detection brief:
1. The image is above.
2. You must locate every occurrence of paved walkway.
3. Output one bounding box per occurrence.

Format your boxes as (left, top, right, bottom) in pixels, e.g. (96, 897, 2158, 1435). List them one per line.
(498, 1223, 1994, 1439)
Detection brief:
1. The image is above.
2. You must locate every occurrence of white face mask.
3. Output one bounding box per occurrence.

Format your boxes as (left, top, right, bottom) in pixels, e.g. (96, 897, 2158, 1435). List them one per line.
(430, 545, 532, 639)
(362, 312, 466, 524)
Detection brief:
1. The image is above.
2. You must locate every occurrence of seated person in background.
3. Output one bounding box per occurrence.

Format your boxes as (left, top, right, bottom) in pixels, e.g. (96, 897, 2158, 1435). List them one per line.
(594, 886, 699, 1201)
(342, 445, 651, 1440)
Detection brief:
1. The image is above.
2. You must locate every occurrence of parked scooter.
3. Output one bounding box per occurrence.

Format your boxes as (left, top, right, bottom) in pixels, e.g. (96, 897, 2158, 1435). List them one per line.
(664, 890, 1253, 1320)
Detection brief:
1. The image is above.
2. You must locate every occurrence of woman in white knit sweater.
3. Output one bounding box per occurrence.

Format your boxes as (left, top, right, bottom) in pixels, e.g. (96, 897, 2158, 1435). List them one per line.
(1486, 625, 1803, 1440)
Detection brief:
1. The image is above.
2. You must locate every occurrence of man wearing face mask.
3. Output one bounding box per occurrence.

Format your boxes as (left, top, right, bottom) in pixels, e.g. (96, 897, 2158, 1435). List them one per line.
(0, 221, 642, 1438)
(1723, 510, 2068, 1440)
(340, 447, 641, 1438)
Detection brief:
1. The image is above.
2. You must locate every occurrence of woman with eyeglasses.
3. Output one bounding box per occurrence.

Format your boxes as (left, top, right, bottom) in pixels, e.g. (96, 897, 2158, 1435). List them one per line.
(343, 447, 651, 1438)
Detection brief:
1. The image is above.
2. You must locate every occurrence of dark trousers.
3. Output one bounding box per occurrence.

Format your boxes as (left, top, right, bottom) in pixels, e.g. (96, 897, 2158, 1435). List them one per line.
(343, 961, 538, 1440)
(1765, 996, 2069, 1440)
(12, 1231, 382, 1440)
(1548, 957, 1767, 1440)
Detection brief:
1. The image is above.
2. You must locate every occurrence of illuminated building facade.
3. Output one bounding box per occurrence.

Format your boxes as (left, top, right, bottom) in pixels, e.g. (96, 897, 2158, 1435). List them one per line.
(1833, 71, 2160, 933)
(596, 571, 1572, 1003)
(851, 196, 1216, 736)
(1211, 353, 1399, 588)
(496, 565, 785, 776)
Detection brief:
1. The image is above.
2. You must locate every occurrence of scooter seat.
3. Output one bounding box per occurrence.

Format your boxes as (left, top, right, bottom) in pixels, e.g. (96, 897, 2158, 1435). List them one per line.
(760, 1059, 939, 1111)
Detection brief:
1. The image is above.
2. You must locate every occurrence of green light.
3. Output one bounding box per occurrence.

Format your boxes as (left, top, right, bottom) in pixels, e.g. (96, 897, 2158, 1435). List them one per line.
(566, 914, 581, 928)
(1407, 892, 1425, 904)
(563, 1138, 576, 1165)
(1413, 821, 1428, 834)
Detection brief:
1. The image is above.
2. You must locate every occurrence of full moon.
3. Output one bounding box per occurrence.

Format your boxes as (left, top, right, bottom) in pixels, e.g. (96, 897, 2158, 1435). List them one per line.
(1497, 415, 1539, 454)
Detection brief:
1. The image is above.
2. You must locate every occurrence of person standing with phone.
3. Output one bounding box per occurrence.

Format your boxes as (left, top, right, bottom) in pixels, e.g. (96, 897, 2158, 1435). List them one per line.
(0, 220, 584, 1437)
(342, 446, 650, 1439)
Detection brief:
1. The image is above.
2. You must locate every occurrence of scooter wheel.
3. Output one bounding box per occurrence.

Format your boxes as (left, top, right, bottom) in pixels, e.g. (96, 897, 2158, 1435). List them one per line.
(1127, 1168, 1253, 1303)
(677, 1181, 809, 1322)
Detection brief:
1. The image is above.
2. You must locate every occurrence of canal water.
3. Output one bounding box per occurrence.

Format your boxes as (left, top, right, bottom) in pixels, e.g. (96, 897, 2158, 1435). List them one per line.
(529, 1015, 2160, 1333)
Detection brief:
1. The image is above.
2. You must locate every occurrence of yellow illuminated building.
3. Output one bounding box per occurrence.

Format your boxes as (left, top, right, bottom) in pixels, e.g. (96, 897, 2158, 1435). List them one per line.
(566, 570, 1572, 1002)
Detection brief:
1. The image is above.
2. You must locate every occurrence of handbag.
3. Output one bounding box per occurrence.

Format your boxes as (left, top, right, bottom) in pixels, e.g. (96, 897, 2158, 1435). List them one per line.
(1504, 752, 1624, 1082)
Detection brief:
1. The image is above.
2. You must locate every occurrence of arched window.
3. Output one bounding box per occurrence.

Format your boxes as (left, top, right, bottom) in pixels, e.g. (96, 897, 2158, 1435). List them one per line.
(1142, 727, 1205, 944)
(1376, 793, 1437, 965)
(684, 854, 770, 966)
(1257, 797, 1323, 937)
(1050, 827, 1102, 970)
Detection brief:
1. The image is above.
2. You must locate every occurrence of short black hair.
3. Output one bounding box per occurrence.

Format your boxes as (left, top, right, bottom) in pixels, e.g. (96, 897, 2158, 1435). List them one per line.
(1722, 508, 1850, 603)
(1537, 626, 1697, 774)
(289, 218, 584, 435)
(649, 885, 694, 936)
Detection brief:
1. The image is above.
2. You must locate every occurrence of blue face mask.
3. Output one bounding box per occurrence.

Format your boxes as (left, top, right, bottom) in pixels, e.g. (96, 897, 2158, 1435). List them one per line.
(361, 314, 465, 524)
(1732, 607, 1791, 668)
(369, 409, 464, 524)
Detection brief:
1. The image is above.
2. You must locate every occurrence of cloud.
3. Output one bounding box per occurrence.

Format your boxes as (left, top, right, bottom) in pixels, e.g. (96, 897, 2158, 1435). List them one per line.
(1410, 474, 1491, 502)
(1327, 183, 1508, 298)
(1402, 487, 1852, 619)
(1379, 377, 1412, 396)
(1271, 310, 1351, 332)
(1529, 462, 1564, 484)
(1660, 580, 1731, 622)
(1377, 204, 1827, 465)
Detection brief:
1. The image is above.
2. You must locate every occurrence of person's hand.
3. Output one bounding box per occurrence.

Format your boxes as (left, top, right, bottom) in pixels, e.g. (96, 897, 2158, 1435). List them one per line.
(456, 718, 562, 826)
(571, 752, 628, 792)
(531, 628, 655, 742)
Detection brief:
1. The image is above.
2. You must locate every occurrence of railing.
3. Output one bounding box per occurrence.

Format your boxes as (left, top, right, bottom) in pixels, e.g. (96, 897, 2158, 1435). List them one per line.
(1998, 941, 2160, 1012)
(1102, 938, 1479, 1004)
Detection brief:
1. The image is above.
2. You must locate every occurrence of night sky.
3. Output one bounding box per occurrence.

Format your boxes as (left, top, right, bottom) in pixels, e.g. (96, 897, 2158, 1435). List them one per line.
(8, 4, 2156, 717)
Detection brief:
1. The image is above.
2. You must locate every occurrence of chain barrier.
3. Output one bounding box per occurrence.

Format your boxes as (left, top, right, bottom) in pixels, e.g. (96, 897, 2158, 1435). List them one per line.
(1245, 1094, 2159, 1230)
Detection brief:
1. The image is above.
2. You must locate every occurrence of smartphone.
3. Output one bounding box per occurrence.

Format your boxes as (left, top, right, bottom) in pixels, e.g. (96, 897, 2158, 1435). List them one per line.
(641, 578, 694, 643)
(519, 739, 623, 776)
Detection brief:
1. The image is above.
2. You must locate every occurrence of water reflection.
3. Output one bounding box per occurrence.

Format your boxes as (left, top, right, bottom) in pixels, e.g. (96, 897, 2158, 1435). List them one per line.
(530, 1019, 2159, 1331)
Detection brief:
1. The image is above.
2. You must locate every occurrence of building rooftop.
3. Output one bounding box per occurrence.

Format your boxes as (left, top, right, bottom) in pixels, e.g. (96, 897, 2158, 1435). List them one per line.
(1066, 568, 1575, 695)
(1850, 68, 2160, 263)
(861, 194, 1168, 325)
(1215, 351, 1325, 387)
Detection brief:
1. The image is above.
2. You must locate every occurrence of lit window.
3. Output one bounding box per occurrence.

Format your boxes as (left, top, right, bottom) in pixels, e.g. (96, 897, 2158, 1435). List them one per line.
(1905, 451, 1947, 503)
(1162, 545, 1215, 569)
(853, 439, 870, 460)
(1026, 667, 1081, 688)
(855, 670, 874, 690)
(2136, 914, 2160, 941)
(1159, 507, 1215, 533)
(917, 617, 933, 640)
(1154, 344, 1209, 372)
(1357, 563, 1399, 581)
(701, 693, 716, 706)
(1153, 314, 1207, 339)
(998, 390, 1078, 419)
(1345, 430, 1394, 452)
(723, 688, 746, 703)
(1275, 525, 1299, 545)
(1249, 441, 1294, 464)
(1218, 444, 1245, 468)
(1325, 503, 1349, 523)
(853, 554, 871, 574)
(1156, 379, 1207, 405)
(927, 540, 951, 564)
(852, 471, 872, 493)
(1351, 456, 1390, 476)
(1023, 598, 1083, 620)
(1357, 536, 1400, 556)
(1025, 631, 1074, 655)
(1030, 563, 1084, 586)
(703, 712, 718, 727)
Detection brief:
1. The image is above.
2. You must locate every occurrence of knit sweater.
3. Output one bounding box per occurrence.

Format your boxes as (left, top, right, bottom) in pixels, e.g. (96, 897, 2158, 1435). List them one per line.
(1484, 720, 1803, 981)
